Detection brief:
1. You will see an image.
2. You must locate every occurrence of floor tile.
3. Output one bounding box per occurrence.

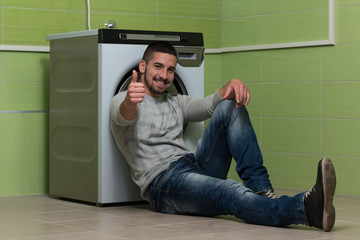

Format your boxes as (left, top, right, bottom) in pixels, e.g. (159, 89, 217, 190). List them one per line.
(0, 191, 359, 240)
(57, 215, 156, 231)
(18, 232, 127, 240)
(0, 222, 82, 239)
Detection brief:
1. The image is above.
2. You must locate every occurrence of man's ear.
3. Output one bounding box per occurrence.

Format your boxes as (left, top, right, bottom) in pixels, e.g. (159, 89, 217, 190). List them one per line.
(139, 60, 146, 74)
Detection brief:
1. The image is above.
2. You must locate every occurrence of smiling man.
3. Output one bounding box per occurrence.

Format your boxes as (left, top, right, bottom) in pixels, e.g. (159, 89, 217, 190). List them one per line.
(110, 41, 337, 232)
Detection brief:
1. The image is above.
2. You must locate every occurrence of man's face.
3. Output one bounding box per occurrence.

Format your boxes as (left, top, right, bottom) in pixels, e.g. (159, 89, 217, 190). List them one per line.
(139, 52, 177, 97)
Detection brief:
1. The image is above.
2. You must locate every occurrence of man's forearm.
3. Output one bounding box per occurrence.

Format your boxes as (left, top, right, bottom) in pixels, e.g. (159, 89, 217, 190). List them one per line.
(120, 100, 139, 121)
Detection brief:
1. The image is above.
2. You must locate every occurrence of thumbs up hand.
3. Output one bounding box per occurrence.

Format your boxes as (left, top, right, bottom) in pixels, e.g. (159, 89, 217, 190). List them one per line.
(125, 70, 145, 107)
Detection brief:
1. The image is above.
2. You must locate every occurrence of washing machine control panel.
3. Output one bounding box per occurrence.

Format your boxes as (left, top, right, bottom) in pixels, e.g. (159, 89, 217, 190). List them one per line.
(98, 29, 203, 46)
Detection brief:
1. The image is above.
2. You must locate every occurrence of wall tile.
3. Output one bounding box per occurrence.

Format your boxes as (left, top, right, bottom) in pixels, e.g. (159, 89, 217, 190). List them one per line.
(323, 0, 329, 8)
(322, 6, 330, 40)
(3, 82, 49, 111)
(3, 8, 84, 46)
(0, 52, 2, 110)
(4, 0, 84, 10)
(327, 156, 360, 196)
(158, 0, 221, 18)
(262, 152, 319, 191)
(91, 0, 157, 15)
(262, 118, 321, 154)
(262, 10, 324, 44)
(222, 0, 261, 18)
(323, 82, 360, 119)
(222, 0, 330, 47)
(262, 47, 322, 83)
(262, 83, 321, 118)
(221, 51, 262, 83)
(323, 43, 360, 81)
(204, 54, 222, 84)
(91, 12, 156, 31)
(0, 10, 2, 44)
(322, 119, 360, 157)
(222, 16, 261, 47)
(3, 52, 49, 83)
(0, 114, 23, 196)
(246, 83, 261, 117)
(23, 113, 49, 194)
(204, 83, 220, 97)
(158, 17, 221, 48)
(336, 5, 360, 44)
(336, 0, 360, 7)
(0, 86, 2, 111)
(262, 0, 322, 14)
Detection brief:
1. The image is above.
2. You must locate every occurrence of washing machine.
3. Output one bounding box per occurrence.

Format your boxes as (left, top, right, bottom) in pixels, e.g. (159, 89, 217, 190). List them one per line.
(47, 29, 205, 205)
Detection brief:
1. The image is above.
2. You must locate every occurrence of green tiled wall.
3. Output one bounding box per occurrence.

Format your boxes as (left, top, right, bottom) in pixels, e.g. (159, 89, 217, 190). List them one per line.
(0, 0, 221, 48)
(223, 0, 360, 196)
(0, 51, 49, 196)
(222, 0, 329, 47)
(0, 114, 23, 195)
(1, 0, 360, 197)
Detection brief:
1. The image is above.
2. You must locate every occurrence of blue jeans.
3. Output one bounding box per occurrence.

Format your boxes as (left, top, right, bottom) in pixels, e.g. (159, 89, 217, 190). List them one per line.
(147, 100, 308, 226)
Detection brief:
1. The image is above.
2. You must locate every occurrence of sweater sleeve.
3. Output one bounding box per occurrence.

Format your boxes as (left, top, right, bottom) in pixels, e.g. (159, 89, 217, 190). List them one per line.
(179, 89, 224, 123)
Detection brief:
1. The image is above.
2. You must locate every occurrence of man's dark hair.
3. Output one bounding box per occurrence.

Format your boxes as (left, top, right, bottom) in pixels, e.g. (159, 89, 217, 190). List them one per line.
(142, 41, 178, 63)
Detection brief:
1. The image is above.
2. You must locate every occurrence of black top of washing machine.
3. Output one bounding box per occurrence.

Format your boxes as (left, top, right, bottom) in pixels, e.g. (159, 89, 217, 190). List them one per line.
(98, 29, 204, 46)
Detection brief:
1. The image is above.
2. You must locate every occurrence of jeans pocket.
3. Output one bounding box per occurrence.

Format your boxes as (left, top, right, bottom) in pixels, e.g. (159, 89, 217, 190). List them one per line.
(155, 162, 174, 189)
(147, 163, 179, 214)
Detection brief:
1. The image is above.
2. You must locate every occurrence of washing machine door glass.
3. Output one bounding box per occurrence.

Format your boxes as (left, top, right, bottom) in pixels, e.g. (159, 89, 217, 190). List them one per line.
(116, 70, 188, 96)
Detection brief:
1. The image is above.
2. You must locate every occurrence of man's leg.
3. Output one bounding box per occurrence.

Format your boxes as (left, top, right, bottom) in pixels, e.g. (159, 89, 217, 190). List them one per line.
(147, 156, 336, 231)
(195, 100, 273, 193)
(147, 155, 306, 227)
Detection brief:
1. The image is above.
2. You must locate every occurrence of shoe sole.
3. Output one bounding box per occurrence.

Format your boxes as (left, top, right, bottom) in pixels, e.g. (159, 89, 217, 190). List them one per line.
(321, 157, 336, 232)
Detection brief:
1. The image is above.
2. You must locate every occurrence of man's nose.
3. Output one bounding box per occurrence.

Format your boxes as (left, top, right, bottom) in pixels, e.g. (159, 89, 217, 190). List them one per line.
(159, 68, 168, 79)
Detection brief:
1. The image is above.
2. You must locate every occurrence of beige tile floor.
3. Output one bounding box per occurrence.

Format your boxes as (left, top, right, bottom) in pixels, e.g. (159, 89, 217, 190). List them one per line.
(0, 188, 359, 240)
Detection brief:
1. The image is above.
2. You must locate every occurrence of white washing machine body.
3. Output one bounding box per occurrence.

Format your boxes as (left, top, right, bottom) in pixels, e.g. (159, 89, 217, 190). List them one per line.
(48, 29, 205, 205)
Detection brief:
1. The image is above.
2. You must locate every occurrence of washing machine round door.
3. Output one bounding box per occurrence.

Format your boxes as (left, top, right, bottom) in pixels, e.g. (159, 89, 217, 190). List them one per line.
(115, 68, 188, 96)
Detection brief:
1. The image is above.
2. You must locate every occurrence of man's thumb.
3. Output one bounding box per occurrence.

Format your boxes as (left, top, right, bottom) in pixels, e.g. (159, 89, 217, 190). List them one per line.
(132, 70, 138, 82)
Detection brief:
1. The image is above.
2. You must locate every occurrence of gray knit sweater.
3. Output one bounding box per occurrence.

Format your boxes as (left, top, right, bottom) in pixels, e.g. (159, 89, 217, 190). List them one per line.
(110, 91, 223, 200)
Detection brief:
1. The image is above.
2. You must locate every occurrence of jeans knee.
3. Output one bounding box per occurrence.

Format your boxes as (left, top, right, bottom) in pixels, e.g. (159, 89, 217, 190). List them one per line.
(214, 100, 235, 118)
(217, 100, 235, 112)
(215, 100, 248, 121)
